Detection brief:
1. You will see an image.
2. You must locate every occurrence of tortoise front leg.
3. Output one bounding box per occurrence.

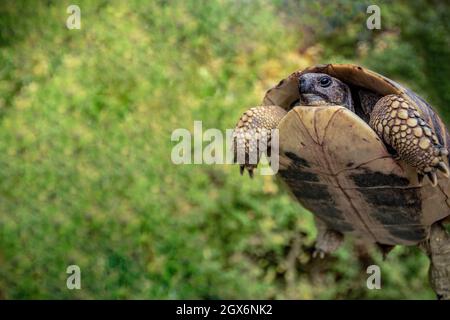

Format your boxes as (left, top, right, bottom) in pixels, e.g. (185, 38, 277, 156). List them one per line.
(420, 223, 450, 300)
(233, 105, 287, 177)
(369, 94, 449, 186)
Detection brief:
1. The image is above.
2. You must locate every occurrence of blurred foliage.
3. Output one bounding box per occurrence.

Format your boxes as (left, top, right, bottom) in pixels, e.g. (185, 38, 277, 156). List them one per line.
(0, 0, 447, 299)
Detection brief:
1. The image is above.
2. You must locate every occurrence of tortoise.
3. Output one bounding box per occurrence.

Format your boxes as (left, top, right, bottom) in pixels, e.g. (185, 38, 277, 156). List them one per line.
(233, 64, 450, 299)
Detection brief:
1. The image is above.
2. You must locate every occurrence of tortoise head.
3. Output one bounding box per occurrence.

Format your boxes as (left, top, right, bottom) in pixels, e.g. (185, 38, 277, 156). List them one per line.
(298, 73, 354, 112)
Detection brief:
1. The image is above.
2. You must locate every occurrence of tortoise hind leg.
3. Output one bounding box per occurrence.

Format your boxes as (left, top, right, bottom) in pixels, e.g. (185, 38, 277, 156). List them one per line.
(420, 223, 450, 300)
(369, 94, 449, 186)
(313, 217, 344, 259)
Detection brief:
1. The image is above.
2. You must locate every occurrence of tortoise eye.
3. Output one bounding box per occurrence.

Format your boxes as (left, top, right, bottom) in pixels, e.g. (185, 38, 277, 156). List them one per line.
(319, 76, 332, 88)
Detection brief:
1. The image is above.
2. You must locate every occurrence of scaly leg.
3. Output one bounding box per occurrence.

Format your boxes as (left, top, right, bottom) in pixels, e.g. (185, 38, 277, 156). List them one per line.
(369, 94, 449, 186)
(233, 105, 287, 177)
(420, 223, 450, 300)
(313, 217, 344, 259)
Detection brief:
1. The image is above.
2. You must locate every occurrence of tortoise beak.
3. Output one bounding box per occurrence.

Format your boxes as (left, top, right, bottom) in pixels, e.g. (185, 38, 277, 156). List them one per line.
(299, 76, 316, 105)
(299, 76, 310, 93)
(300, 94, 328, 106)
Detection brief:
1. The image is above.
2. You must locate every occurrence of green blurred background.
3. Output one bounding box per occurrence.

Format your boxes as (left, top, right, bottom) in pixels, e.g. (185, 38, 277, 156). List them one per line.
(0, 0, 449, 299)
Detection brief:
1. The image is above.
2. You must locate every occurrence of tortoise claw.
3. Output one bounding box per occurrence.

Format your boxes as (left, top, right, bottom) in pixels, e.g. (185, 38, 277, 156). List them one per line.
(240, 164, 255, 178)
(437, 162, 450, 178)
(312, 249, 325, 259)
(418, 173, 424, 185)
(248, 167, 254, 178)
(427, 172, 438, 187)
(377, 244, 395, 261)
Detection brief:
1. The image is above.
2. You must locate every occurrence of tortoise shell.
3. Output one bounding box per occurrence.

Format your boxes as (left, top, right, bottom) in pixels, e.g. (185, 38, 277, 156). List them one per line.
(265, 64, 450, 245)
